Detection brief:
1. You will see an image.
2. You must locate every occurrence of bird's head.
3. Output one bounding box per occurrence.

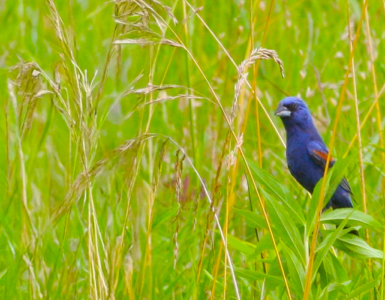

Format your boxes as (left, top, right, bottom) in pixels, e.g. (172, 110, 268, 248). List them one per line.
(275, 97, 313, 130)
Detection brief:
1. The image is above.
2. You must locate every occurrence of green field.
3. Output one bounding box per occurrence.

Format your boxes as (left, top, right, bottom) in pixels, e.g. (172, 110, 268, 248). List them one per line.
(1, 0, 385, 299)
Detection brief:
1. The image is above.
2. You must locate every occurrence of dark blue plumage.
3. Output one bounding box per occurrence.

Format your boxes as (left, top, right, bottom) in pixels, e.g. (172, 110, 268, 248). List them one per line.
(275, 97, 353, 211)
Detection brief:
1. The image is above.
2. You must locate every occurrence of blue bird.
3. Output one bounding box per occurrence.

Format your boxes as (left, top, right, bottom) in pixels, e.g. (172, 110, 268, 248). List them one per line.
(275, 97, 353, 212)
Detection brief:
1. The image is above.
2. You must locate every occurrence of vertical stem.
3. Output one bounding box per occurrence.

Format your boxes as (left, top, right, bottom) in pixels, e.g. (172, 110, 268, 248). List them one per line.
(302, 1, 367, 299)
(249, 0, 267, 280)
(182, 0, 197, 162)
(350, 1, 367, 233)
(364, 3, 383, 245)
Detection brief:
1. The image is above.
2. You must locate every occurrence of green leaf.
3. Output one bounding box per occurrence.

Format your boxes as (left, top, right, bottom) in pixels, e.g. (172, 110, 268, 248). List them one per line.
(223, 232, 256, 256)
(317, 281, 351, 299)
(324, 252, 351, 285)
(314, 235, 351, 286)
(317, 252, 352, 297)
(261, 189, 306, 264)
(248, 233, 273, 260)
(321, 208, 382, 229)
(335, 234, 384, 259)
(281, 242, 305, 297)
(313, 211, 353, 279)
(246, 159, 305, 225)
(234, 268, 283, 285)
(234, 208, 267, 230)
(347, 280, 378, 298)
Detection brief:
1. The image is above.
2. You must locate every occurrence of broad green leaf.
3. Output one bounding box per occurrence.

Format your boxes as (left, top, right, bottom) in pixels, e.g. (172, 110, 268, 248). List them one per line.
(248, 233, 273, 260)
(317, 281, 351, 299)
(223, 232, 256, 256)
(321, 208, 382, 229)
(325, 252, 351, 285)
(261, 189, 306, 264)
(234, 208, 267, 229)
(336, 234, 384, 259)
(234, 268, 283, 285)
(246, 159, 305, 225)
(281, 242, 305, 297)
(347, 280, 378, 298)
(313, 211, 353, 279)
(319, 252, 351, 296)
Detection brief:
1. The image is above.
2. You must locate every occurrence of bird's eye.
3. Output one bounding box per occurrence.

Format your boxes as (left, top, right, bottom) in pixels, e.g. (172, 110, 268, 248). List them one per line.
(288, 103, 299, 111)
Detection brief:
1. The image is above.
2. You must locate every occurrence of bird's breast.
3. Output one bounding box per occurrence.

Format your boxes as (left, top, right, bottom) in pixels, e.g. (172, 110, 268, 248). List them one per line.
(286, 138, 323, 193)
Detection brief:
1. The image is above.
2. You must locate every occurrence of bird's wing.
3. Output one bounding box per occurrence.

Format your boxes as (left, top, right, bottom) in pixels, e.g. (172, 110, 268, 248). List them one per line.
(339, 178, 353, 195)
(307, 141, 352, 195)
(307, 141, 334, 169)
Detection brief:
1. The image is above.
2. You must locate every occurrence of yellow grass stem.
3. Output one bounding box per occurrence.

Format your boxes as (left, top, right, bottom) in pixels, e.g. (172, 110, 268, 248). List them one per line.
(138, 2, 180, 295)
(343, 83, 385, 158)
(209, 244, 223, 300)
(378, 1, 385, 299)
(205, 0, 280, 296)
(250, 0, 267, 283)
(348, 0, 367, 225)
(165, 21, 293, 300)
(363, 4, 383, 214)
(303, 1, 368, 299)
(184, 0, 285, 147)
(348, 4, 372, 282)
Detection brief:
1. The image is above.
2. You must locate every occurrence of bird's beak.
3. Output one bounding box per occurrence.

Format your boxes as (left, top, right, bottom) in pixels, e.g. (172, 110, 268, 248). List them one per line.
(275, 105, 291, 118)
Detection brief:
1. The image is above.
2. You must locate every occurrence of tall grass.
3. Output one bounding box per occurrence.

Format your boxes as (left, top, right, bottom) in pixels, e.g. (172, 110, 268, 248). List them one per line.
(1, 0, 385, 299)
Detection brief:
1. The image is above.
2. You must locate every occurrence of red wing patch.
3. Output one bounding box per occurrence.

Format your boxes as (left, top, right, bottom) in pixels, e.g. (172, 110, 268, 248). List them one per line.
(313, 150, 334, 163)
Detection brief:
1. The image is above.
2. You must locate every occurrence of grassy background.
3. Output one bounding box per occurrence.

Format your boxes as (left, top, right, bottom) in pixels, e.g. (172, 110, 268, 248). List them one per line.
(1, 0, 385, 299)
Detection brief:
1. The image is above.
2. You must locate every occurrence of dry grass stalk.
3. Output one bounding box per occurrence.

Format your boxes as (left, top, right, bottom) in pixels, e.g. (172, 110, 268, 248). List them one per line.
(23, 254, 43, 299)
(114, 37, 183, 48)
(161, 135, 241, 299)
(123, 254, 135, 300)
(43, 4, 181, 294)
(231, 47, 285, 125)
(198, 129, 233, 296)
(7, 79, 38, 238)
(152, 139, 168, 194)
(10, 60, 52, 137)
(46, 0, 75, 60)
(11, 60, 73, 126)
(173, 150, 185, 269)
(114, 83, 210, 122)
(112, 0, 178, 44)
(129, 84, 188, 95)
(52, 134, 155, 222)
